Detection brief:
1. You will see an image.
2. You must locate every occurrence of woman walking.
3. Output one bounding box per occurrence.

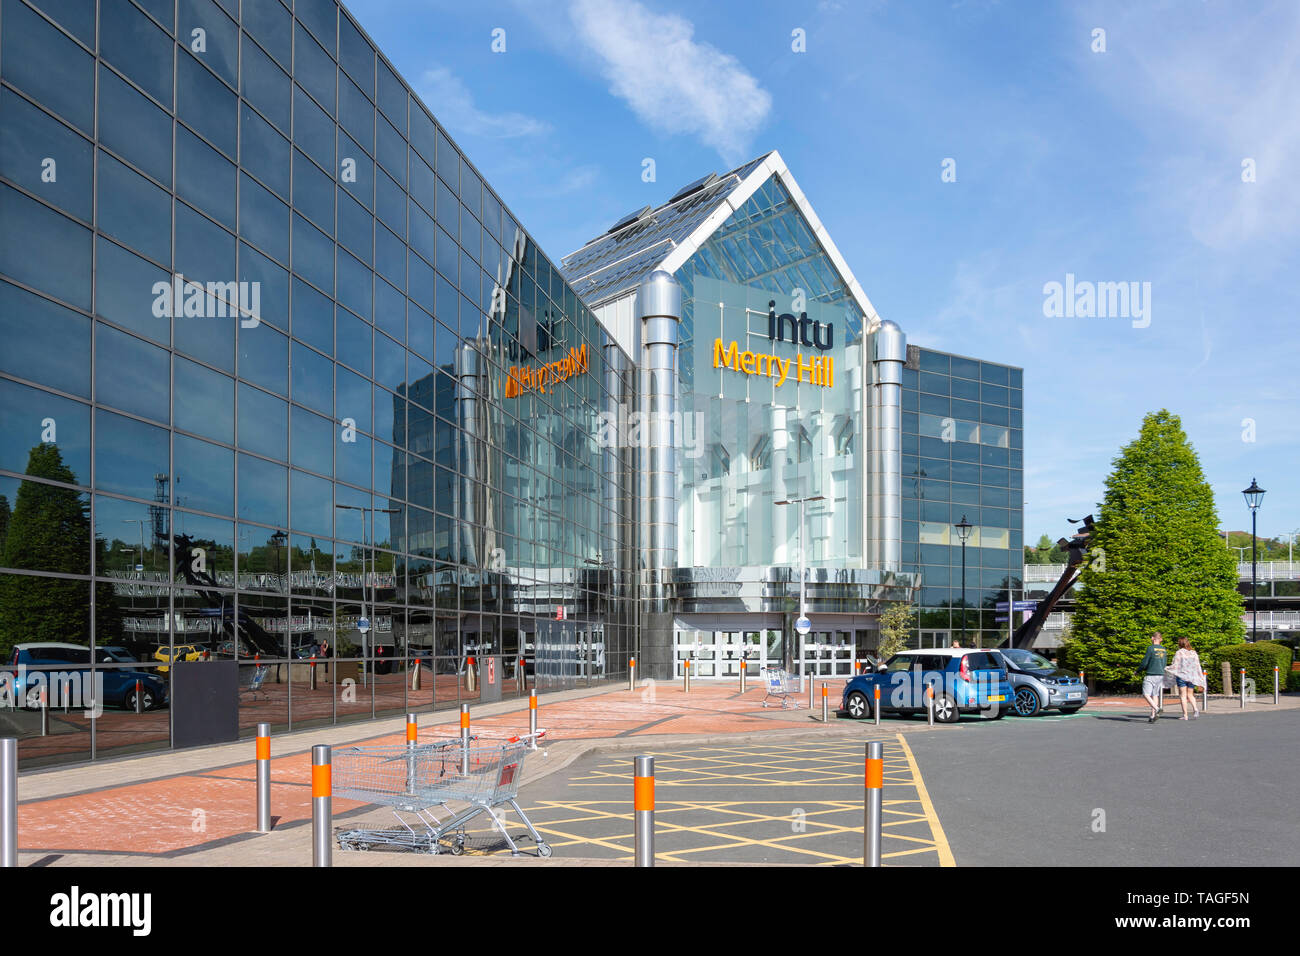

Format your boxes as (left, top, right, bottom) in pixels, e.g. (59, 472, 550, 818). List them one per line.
(1171, 637, 1204, 720)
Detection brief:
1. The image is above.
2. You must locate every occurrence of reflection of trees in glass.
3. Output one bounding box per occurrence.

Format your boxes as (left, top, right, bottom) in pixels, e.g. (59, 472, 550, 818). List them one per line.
(0, 494, 10, 555)
(0, 444, 122, 655)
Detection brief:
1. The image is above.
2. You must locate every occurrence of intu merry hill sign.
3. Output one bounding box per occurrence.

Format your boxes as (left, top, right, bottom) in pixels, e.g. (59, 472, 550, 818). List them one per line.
(712, 301, 835, 388)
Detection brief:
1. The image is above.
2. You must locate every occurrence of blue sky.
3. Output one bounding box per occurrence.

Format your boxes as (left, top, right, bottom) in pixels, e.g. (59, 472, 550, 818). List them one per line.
(346, 0, 1299, 546)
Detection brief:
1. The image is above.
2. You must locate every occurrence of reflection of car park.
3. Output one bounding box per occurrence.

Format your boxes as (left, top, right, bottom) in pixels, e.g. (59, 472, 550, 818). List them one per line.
(95, 646, 138, 664)
(994, 649, 1088, 716)
(841, 648, 1012, 722)
(9, 644, 168, 711)
(153, 643, 204, 672)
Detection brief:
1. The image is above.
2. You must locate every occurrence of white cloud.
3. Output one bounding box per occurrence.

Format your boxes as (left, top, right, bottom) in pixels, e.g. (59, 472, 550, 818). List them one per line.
(418, 67, 550, 139)
(567, 0, 772, 163)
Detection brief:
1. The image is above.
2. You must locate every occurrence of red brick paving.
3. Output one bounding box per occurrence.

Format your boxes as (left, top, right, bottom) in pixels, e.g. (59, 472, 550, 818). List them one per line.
(16, 682, 826, 855)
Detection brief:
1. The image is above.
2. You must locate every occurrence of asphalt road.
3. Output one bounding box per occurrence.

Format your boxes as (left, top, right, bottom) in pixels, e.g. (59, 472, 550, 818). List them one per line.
(907, 707, 1300, 866)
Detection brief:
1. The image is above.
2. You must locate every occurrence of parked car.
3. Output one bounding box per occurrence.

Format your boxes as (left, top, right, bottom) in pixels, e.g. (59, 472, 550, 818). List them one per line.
(95, 646, 138, 664)
(9, 643, 168, 711)
(841, 648, 1012, 722)
(994, 648, 1088, 716)
(152, 643, 204, 673)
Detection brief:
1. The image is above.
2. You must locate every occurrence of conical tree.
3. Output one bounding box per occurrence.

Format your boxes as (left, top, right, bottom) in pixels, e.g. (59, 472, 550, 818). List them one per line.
(0, 444, 121, 655)
(1069, 410, 1244, 687)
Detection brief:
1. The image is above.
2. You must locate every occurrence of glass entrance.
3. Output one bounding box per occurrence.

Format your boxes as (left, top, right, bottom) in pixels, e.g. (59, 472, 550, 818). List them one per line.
(674, 629, 774, 677)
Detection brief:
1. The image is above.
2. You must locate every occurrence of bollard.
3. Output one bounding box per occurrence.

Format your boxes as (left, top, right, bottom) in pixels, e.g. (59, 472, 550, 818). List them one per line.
(0, 737, 15, 867)
(309, 656, 318, 691)
(808, 668, 815, 709)
(411, 658, 421, 691)
(134, 679, 143, 714)
(311, 745, 331, 867)
(821, 683, 829, 723)
(39, 687, 49, 737)
(873, 685, 881, 725)
(739, 658, 747, 694)
(1240, 668, 1246, 709)
(256, 722, 271, 833)
(628, 657, 636, 693)
(683, 659, 691, 693)
(1275, 666, 1280, 705)
(634, 755, 654, 867)
(1202, 671, 1208, 714)
(405, 712, 418, 795)
(517, 657, 526, 695)
(460, 704, 471, 774)
(61, 678, 69, 714)
(863, 740, 883, 867)
(926, 684, 934, 726)
(528, 690, 538, 749)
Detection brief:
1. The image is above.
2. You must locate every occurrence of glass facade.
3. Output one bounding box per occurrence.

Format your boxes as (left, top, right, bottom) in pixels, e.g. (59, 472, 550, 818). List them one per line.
(901, 348, 1024, 648)
(0, 0, 636, 765)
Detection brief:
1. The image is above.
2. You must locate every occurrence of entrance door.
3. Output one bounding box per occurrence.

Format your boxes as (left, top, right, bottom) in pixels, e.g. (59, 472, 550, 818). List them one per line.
(920, 630, 950, 649)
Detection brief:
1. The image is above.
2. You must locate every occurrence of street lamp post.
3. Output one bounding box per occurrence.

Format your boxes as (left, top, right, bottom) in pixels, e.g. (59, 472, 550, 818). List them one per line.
(955, 516, 973, 646)
(1241, 479, 1265, 642)
(776, 495, 825, 680)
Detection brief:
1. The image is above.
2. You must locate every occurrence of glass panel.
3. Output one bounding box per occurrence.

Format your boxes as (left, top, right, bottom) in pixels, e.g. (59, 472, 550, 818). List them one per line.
(0, 183, 92, 310)
(176, 125, 236, 227)
(290, 405, 333, 476)
(292, 214, 334, 294)
(291, 341, 334, 415)
(291, 276, 333, 355)
(0, 87, 93, 222)
(173, 355, 234, 443)
(237, 383, 287, 460)
(293, 86, 334, 171)
(2, 0, 95, 131)
(94, 324, 169, 423)
(239, 30, 291, 133)
(95, 409, 169, 499)
(0, 379, 90, 483)
(0, 280, 91, 397)
(96, 65, 172, 186)
(238, 321, 288, 396)
(96, 152, 170, 265)
(291, 468, 333, 537)
(242, 0, 291, 68)
(239, 173, 290, 264)
(178, 0, 237, 87)
(173, 433, 234, 516)
(237, 453, 287, 527)
(177, 51, 237, 158)
(293, 148, 335, 231)
(94, 237, 169, 345)
(240, 104, 291, 199)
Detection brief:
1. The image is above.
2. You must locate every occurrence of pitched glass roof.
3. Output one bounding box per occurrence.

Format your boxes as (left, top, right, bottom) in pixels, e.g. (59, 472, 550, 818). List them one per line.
(560, 154, 770, 306)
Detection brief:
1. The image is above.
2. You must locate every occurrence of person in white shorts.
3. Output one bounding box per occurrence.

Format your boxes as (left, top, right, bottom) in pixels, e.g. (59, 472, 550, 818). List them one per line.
(1137, 632, 1168, 724)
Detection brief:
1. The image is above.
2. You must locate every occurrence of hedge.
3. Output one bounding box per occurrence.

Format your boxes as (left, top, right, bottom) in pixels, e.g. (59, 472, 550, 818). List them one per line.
(1204, 642, 1292, 694)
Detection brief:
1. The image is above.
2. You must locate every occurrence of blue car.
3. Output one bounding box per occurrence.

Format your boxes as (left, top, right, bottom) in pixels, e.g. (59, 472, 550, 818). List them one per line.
(9, 643, 168, 711)
(841, 647, 1012, 722)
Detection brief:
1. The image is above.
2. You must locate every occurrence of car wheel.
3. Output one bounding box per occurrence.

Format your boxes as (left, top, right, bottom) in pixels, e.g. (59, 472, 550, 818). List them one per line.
(125, 688, 156, 712)
(1059, 705, 1084, 714)
(1013, 686, 1042, 717)
(846, 691, 869, 720)
(932, 694, 958, 723)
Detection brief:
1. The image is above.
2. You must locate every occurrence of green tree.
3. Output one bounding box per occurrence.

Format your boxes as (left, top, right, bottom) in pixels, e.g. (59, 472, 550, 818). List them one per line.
(877, 602, 915, 660)
(0, 494, 10, 556)
(1068, 410, 1244, 688)
(0, 444, 122, 656)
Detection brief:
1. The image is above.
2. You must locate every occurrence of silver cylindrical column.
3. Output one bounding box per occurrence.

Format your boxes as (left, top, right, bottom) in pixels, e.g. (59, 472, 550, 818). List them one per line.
(1, 738, 16, 867)
(256, 722, 271, 833)
(634, 755, 655, 867)
(460, 704, 471, 774)
(528, 691, 538, 749)
(639, 271, 681, 608)
(867, 320, 905, 570)
(311, 744, 331, 867)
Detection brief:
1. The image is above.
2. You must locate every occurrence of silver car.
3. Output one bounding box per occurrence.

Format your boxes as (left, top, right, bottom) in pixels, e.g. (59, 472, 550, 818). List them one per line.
(996, 648, 1088, 716)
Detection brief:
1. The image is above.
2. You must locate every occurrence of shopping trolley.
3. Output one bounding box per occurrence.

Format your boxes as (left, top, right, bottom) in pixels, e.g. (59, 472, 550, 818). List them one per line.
(760, 667, 803, 709)
(334, 738, 551, 857)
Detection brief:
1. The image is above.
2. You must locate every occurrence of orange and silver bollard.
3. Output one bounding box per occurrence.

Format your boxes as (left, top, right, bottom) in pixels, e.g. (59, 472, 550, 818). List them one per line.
(874, 685, 881, 725)
(311, 744, 331, 867)
(1274, 666, 1280, 705)
(1202, 671, 1208, 713)
(821, 683, 829, 722)
(740, 658, 747, 694)
(411, 657, 421, 691)
(634, 755, 654, 867)
(926, 684, 934, 726)
(256, 722, 271, 833)
(133, 680, 143, 715)
(864, 740, 883, 867)
(628, 657, 636, 692)
(683, 659, 691, 693)
(405, 712, 418, 794)
(460, 704, 471, 774)
(309, 655, 318, 691)
(39, 687, 49, 736)
(528, 690, 538, 749)
(0, 737, 15, 867)
(1240, 668, 1246, 709)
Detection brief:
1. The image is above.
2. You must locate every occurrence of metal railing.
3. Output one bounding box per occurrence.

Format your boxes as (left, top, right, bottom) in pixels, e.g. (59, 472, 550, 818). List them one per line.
(1023, 561, 1300, 584)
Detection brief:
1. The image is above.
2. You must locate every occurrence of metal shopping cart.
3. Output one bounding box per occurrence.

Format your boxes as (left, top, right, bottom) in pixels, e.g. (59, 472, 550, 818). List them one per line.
(760, 667, 803, 709)
(334, 738, 551, 857)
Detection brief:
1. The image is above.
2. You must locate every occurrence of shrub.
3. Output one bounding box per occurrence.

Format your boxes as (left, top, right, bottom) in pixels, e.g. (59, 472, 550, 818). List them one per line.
(1289, 670, 1300, 693)
(1207, 642, 1292, 695)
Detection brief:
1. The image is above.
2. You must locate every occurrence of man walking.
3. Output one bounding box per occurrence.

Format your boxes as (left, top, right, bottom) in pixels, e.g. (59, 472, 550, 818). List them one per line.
(1138, 632, 1168, 723)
